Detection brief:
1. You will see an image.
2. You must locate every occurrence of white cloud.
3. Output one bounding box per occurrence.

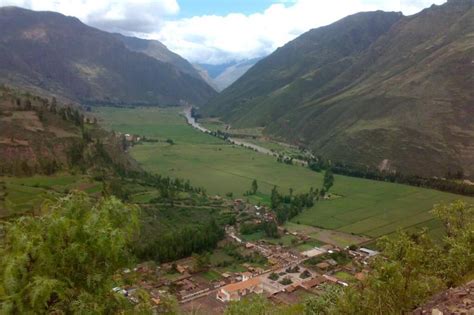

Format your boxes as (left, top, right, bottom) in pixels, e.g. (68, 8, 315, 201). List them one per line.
(147, 0, 446, 64)
(0, 0, 180, 33)
(0, 0, 447, 64)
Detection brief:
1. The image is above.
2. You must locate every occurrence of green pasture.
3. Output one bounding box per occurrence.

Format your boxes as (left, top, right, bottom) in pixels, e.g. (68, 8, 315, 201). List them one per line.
(0, 174, 102, 217)
(95, 106, 474, 239)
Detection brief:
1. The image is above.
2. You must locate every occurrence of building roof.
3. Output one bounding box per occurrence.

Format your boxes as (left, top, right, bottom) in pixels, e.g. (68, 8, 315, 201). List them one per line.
(242, 271, 253, 277)
(221, 277, 261, 293)
(359, 248, 379, 256)
(316, 262, 330, 269)
(301, 276, 326, 289)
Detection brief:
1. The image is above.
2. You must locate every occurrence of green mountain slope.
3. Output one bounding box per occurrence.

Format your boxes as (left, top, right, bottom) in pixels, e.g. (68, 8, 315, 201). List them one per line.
(0, 86, 139, 176)
(201, 1, 474, 178)
(0, 7, 216, 106)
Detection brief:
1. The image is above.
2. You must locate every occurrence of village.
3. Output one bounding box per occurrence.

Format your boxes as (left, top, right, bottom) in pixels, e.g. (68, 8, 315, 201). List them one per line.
(112, 198, 379, 314)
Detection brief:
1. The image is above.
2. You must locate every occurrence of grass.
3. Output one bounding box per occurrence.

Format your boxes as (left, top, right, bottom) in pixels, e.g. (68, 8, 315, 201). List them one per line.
(0, 174, 102, 217)
(334, 271, 355, 282)
(200, 270, 222, 282)
(241, 232, 297, 246)
(95, 106, 474, 240)
(296, 240, 325, 252)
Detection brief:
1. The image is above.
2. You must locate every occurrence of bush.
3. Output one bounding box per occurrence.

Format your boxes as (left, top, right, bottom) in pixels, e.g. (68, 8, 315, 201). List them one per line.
(279, 277, 293, 285)
(268, 272, 279, 281)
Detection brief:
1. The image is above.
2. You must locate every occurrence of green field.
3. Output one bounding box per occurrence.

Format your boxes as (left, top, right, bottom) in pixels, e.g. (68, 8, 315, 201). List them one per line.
(0, 174, 102, 218)
(95, 106, 474, 240)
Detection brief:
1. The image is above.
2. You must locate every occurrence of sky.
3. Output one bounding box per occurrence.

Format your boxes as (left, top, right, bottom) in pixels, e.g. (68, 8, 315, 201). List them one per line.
(0, 0, 447, 64)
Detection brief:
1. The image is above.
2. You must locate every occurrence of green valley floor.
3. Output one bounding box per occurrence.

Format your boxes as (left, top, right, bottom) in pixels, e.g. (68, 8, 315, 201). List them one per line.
(95, 106, 474, 242)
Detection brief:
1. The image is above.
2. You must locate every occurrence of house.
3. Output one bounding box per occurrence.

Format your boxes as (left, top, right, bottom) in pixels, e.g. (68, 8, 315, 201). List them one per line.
(323, 274, 339, 284)
(300, 276, 326, 290)
(302, 247, 326, 258)
(175, 264, 188, 274)
(216, 277, 263, 302)
(321, 244, 334, 251)
(359, 248, 379, 257)
(241, 271, 253, 281)
(316, 262, 330, 270)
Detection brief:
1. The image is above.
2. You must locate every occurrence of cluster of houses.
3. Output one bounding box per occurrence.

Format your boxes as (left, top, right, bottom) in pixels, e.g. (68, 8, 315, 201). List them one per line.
(215, 224, 380, 304)
(113, 197, 380, 313)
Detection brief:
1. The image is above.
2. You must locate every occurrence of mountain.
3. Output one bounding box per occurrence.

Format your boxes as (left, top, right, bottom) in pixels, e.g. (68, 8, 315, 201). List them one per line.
(113, 33, 206, 83)
(197, 58, 261, 91)
(201, 1, 474, 178)
(0, 7, 216, 106)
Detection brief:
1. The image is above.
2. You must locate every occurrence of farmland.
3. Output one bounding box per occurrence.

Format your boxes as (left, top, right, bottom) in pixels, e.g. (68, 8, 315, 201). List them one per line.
(94, 106, 474, 240)
(0, 174, 102, 218)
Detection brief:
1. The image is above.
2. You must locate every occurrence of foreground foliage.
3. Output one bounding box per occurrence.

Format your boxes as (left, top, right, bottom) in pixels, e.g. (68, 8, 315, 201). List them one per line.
(0, 193, 139, 314)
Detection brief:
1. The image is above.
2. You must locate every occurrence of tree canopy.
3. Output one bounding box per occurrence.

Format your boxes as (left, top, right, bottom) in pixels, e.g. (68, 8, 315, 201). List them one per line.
(0, 193, 139, 314)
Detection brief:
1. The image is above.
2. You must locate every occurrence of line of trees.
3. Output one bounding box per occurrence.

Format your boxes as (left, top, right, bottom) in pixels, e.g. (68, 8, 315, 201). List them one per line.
(309, 157, 474, 196)
(271, 186, 317, 224)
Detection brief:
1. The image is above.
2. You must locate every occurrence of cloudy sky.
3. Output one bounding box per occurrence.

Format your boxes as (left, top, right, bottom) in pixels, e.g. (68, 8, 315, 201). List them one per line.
(1, 0, 446, 64)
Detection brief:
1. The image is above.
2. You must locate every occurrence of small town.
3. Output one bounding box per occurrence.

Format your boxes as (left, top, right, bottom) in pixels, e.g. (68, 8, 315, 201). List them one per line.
(112, 199, 379, 314)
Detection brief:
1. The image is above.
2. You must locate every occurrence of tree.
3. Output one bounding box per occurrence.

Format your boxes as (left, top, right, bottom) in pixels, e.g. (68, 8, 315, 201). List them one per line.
(323, 169, 334, 192)
(271, 186, 280, 209)
(251, 179, 258, 195)
(263, 221, 279, 238)
(332, 200, 473, 314)
(194, 252, 211, 272)
(0, 193, 140, 314)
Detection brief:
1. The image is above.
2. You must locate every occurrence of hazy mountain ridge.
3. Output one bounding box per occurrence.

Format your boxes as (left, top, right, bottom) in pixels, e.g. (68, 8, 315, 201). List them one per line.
(113, 33, 205, 82)
(197, 58, 261, 91)
(201, 0, 474, 178)
(0, 6, 216, 106)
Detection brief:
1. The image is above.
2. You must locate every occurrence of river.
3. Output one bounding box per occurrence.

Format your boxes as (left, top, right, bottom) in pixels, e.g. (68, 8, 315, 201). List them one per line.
(183, 107, 308, 165)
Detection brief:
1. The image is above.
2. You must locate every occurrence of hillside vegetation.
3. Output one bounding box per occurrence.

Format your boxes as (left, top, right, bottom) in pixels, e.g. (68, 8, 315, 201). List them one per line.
(202, 1, 474, 178)
(0, 86, 138, 177)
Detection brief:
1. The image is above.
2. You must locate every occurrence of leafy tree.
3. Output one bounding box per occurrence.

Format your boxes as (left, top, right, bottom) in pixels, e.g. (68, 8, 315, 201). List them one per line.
(225, 295, 270, 315)
(322, 169, 334, 192)
(268, 272, 279, 281)
(194, 252, 211, 272)
(0, 193, 140, 314)
(271, 186, 280, 209)
(263, 221, 279, 238)
(251, 179, 258, 195)
(332, 200, 473, 314)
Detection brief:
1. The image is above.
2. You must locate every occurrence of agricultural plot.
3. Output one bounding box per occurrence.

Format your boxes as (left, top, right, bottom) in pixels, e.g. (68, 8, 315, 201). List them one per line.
(0, 174, 102, 218)
(95, 106, 474, 239)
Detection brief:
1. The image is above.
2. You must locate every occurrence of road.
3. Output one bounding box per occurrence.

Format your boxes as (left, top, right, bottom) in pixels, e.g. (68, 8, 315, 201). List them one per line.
(183, 107, 307, 165)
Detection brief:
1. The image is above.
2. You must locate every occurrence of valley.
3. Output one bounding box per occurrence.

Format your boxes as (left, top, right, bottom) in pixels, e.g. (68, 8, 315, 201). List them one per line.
(1, 1, 473, 313)
(95, 106, 473, 242)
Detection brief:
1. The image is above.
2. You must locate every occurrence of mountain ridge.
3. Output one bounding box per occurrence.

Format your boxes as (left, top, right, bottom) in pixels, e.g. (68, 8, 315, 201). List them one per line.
(201, 1, 474, 178)
(0, 6, 217, 106)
